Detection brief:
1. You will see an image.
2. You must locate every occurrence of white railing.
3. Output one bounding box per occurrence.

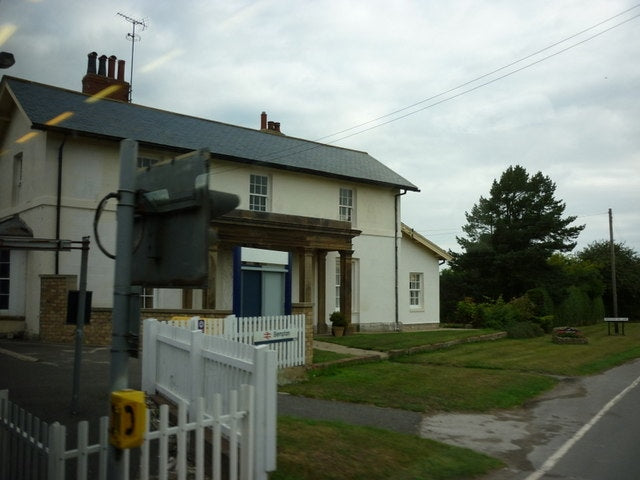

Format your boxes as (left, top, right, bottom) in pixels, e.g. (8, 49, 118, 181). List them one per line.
(170, 314, 306, 369)
(142, 318, 277, 480)
(0, 387, 254, 480)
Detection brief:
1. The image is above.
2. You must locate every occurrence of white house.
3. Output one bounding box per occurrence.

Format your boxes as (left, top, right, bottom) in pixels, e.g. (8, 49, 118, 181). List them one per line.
(0, 52, 451, 339)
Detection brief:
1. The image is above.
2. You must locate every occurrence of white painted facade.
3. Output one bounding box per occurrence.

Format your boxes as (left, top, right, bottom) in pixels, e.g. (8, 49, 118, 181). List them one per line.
(0, 78, 450, 336)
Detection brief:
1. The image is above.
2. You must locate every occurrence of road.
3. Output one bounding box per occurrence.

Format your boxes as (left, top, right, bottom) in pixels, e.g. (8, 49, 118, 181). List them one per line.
(421, 358, 640, 479)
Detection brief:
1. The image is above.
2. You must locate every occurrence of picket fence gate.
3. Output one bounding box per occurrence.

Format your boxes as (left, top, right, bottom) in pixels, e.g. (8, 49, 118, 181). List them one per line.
(142, 319, 277, 480)
(168, 314, 306, 369)
(0, 387, 254, 480)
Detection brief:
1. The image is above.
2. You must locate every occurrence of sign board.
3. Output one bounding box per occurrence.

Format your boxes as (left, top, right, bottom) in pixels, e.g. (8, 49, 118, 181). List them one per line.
(131, 150, 210, 287)
(254, 328, 297, 345)
(604, 317, 628, 322)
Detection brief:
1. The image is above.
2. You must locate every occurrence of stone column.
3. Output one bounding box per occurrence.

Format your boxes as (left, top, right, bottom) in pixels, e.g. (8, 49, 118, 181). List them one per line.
(339, 250, 353, 327)
(298, 248, 314, 303)
(316, 250, 328, 334)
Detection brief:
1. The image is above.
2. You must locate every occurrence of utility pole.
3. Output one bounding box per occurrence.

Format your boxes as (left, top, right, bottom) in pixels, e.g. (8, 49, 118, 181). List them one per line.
(609, 208, 619, 333)
(117, 12, 147, 102)
(107, 139, 137, 479)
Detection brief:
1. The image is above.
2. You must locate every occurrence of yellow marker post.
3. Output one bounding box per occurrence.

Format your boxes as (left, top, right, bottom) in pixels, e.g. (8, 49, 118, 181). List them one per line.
(109, 390, 146, 449)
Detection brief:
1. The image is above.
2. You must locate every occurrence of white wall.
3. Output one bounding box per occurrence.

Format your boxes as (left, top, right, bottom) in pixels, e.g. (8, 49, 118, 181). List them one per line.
(2, 118, 420, 331)
(399, 236, 442, 325)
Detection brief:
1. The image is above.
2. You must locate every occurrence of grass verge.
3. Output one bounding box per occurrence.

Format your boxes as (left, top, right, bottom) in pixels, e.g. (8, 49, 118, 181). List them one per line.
(282, 361, 556, 412)
(273, 416, 504, 480)
(397, 324, 640, 376)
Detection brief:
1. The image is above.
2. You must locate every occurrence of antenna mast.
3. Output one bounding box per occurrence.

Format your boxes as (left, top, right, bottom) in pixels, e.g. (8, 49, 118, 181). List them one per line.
(117, 12, 147, 102)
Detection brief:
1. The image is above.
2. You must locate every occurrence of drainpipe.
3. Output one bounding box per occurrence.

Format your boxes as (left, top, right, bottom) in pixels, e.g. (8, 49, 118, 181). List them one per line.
(55, 137, 67, 274)
(394, 189, 407, 331)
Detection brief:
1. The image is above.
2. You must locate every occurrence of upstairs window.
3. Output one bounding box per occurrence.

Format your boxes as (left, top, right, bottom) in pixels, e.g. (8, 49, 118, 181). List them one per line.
(409, 272, 423, 309)
(250, 174, 269, 211)
(339, 188, 353, 222)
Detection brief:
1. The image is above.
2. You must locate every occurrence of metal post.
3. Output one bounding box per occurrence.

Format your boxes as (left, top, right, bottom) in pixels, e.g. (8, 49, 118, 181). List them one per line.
(108, 139, 138, 479)
(71, 236, 90, 414)
(609, 208, 619, 334)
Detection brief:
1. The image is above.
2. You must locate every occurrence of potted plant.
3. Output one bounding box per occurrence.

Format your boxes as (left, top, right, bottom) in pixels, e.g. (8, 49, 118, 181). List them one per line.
(330, 311, 347, 337)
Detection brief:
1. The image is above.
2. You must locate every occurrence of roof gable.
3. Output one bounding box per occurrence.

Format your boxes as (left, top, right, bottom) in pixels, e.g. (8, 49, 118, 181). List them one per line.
(401, 224, 452, 261)
(2, 76, 419, 191)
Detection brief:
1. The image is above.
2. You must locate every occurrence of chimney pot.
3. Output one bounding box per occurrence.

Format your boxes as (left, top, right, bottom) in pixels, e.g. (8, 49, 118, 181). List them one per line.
(260, 111, 267, 130)
(117, 59, 126, 81)
(274, 122, 281, 133)
(108, 55, 117, 79)
(268, 121, 275, 130)
(98, 55, 107, 76)
(86, 52, 97, 75)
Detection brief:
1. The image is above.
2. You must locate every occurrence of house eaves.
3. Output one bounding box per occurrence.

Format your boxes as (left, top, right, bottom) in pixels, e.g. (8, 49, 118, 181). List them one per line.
(1, 76, 420, 192)
(401, 223, 452, 262)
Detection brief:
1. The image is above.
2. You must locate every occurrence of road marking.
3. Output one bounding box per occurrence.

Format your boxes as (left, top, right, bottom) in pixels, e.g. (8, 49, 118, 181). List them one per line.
(524, 373, 640, 480)
(0, 347, 39, 362)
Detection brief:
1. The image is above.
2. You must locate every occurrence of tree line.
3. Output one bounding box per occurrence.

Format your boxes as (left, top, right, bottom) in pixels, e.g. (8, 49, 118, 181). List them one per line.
(441, 165, 639, 335)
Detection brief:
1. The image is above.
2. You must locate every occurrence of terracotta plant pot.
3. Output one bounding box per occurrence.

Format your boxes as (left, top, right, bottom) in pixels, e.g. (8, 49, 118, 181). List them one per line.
(332, 326, 345, 337)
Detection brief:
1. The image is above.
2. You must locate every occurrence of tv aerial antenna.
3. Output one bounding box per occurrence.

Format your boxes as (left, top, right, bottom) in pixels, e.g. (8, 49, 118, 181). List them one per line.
(117, 12, 148, 102)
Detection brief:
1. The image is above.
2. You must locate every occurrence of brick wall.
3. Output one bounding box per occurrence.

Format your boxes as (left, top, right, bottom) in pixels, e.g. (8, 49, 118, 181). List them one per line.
(293, 302, 314, 366)
(39, 275, 230, 346)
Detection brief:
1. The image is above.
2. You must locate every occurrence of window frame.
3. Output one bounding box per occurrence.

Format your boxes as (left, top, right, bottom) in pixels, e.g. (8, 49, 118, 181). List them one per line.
(409, 272, 424, 310)
(249, 174, 269, 212)
(338, 187, 353, 222)
(140, 287, 155, 309)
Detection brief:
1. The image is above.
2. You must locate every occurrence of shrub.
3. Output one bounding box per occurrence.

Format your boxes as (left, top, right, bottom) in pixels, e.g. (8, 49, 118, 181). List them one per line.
(526, 287, 554, 317)
(506, 321, 545, 339)
(329, 311, 347, 327)
(454, 298, 482, 327)
(556, 286, 591, 326)
(532, 315, 554, 333)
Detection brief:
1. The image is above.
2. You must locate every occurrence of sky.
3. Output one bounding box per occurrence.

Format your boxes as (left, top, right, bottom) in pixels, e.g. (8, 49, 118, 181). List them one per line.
(2, 0, 639, 255)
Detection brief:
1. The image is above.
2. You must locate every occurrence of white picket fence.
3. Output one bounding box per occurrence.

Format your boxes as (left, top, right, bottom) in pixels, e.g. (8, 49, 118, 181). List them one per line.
(142, 318, 277, 480)
(168, 314, 306, 369)
(0, 387, 254, 480)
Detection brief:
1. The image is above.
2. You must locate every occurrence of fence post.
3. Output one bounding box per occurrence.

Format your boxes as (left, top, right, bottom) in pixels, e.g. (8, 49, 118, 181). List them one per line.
(240, 384, 255, 480)
(141, 318, 158, 394)
(0, 390, 8, 480)
(189, 329, 204, 419)
(47, 422, 65, 480)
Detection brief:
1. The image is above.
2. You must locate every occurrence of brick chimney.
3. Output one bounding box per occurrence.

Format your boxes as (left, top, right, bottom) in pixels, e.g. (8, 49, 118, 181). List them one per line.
(260, 112, 283, 135)
(82, 51, 130, 102)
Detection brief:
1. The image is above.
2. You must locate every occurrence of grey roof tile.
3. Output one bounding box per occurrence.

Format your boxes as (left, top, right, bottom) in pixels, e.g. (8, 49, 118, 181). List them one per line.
(3, 76, 419, 191)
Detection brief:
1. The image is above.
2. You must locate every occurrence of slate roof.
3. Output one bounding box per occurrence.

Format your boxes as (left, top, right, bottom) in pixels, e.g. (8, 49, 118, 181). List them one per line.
(1, 76, 419, 191)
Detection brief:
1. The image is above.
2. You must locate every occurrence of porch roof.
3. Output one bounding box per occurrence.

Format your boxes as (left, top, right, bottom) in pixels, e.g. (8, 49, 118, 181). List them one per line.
(213, 210, 361, 252)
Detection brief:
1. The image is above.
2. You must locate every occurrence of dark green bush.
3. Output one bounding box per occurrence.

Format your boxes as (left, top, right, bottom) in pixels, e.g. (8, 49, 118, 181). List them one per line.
(532, 315, 554, 333)
(454, 298, 482, 327)
(506, 321, 545, 339)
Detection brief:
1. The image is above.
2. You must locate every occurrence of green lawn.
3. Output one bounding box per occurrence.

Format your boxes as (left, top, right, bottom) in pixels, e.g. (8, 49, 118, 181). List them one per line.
(284, 324, 640, 412)
(282, 359, 556, 413)
(274, 417, 503, 480)
(397, 324, 640, 376)
(313, 349, 354, 364)
(317, 329, 495, 351)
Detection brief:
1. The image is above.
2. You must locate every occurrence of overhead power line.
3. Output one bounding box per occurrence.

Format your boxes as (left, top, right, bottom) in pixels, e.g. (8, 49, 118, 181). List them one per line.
(260, 4, 640, 162)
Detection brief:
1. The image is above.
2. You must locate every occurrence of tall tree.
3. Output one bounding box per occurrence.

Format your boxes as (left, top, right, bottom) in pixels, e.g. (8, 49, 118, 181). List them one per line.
(452, 165, 584, 300)
(578, 241, 640, 321)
